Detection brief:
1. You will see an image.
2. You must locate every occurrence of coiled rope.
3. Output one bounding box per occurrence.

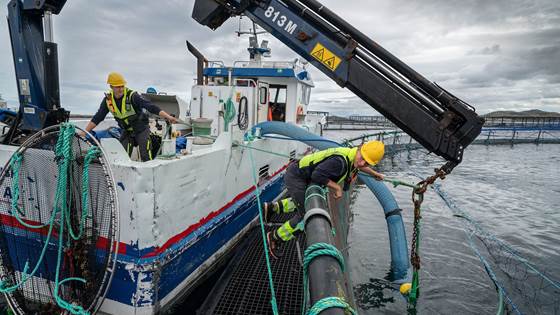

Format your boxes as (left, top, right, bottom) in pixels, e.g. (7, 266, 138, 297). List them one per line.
(302, 243, 356, 315)
(0, 123, 100, 315)
(223, 88, 237, 132)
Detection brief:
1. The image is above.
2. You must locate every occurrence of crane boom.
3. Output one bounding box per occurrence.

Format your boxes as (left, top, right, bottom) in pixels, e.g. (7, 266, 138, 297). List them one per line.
(192, 0, 485, 172)
(6, 0, 68, 138)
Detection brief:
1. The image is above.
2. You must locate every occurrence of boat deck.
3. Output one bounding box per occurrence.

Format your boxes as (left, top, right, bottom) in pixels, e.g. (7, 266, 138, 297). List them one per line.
(199, 212, 305, 315)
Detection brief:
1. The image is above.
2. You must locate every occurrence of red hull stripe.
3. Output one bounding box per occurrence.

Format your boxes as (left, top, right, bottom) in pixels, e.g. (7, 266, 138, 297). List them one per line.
(141, 163, 289, 258)
(0, 164, 289, 259)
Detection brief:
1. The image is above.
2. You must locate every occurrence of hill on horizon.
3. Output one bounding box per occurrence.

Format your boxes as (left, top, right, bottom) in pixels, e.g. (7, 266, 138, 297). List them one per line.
(483, 109, 560, 117)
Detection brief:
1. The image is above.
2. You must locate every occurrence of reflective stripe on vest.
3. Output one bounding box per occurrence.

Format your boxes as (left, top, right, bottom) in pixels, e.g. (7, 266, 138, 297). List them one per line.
(106, 88, 136, 128)
(298, 147, 358, 184)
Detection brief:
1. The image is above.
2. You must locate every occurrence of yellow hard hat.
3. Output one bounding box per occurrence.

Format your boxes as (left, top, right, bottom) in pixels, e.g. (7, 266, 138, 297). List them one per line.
(107, 72, 126, 87)
(360, 140, 385, 166)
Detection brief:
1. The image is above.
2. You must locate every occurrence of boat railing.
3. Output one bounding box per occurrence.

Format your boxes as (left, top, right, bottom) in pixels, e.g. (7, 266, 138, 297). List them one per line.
(206, 60, 301, 70)
(232, 60, 297, 69)
(207, 60, 226, 68)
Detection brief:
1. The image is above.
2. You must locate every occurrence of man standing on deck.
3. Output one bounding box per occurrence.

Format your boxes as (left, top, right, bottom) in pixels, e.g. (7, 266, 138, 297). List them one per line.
(264, 141, 386, 258)
(83, 72, 177, 161)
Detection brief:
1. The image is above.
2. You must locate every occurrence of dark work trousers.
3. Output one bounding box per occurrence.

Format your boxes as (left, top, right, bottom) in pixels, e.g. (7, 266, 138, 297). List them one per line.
(284, 162, 310, 229)
(120, 128, 152, 161)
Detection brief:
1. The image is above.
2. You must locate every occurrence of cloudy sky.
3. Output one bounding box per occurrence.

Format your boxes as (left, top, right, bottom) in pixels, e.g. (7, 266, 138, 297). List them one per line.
(1, 0, 559, 116)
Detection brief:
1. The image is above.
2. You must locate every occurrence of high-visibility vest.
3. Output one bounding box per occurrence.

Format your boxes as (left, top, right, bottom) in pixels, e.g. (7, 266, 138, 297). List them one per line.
(105, 88, 144, 132)
(298, 147, 358, 185)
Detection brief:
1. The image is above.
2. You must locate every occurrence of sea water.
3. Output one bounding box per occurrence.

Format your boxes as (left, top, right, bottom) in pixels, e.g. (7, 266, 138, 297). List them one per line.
(348, 141, 560, 314)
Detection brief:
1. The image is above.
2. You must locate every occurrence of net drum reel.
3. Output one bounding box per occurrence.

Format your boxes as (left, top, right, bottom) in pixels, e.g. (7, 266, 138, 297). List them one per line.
(0, 123, 119, 314)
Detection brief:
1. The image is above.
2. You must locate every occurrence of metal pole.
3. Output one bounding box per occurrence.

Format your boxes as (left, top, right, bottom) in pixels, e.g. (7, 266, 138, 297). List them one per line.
(44, 11, 53, 42)
(186, 41, 208, 85)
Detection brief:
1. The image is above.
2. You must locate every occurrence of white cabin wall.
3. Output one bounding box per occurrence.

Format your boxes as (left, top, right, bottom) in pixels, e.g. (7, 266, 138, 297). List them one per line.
(190, 86, 254, 137)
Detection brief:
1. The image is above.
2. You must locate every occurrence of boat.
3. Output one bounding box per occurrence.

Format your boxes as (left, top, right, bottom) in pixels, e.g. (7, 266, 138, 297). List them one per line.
(0, 35, 322, 314)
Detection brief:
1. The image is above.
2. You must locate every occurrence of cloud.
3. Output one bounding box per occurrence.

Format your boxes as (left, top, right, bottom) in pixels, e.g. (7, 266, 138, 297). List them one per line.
(468, 44, 501, 55)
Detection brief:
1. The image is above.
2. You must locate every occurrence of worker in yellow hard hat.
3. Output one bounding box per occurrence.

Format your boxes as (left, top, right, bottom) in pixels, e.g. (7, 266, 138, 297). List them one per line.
(264, 140, 385, 258)
(84, 72, 178, 161)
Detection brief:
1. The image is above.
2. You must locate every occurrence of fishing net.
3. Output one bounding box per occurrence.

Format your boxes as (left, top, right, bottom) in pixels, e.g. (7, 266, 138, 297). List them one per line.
(434, 184, 560, 315)
(346, 133, 560, 314)
(0, 123, 119, 314)
(399, 148, 560, 315)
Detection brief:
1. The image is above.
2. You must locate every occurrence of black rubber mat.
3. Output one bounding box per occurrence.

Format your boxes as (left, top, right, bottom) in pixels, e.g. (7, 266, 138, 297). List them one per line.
(199, 219, 304, 315)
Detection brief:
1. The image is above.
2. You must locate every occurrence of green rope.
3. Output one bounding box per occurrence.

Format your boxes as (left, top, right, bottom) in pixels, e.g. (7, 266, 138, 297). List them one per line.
(0, 123, 93, 315)
(68, 146, 101, 240)
(223, 89, 236, 132)
(382, 177, 420, 189)
(409, 269, 420, 306)
(234, 141, 292, 158)
(302, 243, 350, 315)
(51, 123, 90, 315)
(246, 141, 279, 315)
(306, 184, 326, 194)
(9, 153, 50, 227)
(0, 206, 58, 292)
(496, 287, 505, 315)
(408, 213, 422, 307)
(357, 171, 420, 189)
(303, 185, 327, 209)
(306, 297, 357, 315)
(304, 193, 326, 209)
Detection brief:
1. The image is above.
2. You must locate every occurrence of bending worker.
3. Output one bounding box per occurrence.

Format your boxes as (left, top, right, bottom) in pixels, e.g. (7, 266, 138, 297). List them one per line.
(84, 72, 177, 161)
(265, 141, 385, 258)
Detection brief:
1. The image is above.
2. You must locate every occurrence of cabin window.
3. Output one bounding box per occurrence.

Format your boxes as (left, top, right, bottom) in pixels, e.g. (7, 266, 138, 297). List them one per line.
(269, 84, 287, 122)
(259, 86, 268, 104)
(302, 86, 311, 105)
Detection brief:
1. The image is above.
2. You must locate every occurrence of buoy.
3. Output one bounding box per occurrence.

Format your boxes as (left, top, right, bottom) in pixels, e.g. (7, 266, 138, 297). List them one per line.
(399, 282, 412, 295)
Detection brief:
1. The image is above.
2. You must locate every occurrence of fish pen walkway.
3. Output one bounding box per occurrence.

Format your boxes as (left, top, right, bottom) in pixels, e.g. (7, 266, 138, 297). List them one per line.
(198, 212, 305, 315)
(341, 128, 560, 155)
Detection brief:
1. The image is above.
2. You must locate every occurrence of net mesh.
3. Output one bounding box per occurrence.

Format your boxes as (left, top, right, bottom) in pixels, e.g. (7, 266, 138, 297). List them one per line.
(399, 148, 560, 315)
(0, 125, 118, 314)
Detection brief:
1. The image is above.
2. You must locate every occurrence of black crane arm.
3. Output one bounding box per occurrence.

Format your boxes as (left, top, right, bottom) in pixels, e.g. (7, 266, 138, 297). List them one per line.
(192, 0, 485, 173)
(6, 0, 68, 137)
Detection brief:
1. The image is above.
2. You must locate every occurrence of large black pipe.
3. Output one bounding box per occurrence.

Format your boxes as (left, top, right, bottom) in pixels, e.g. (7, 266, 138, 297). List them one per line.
(186, 40, 207, 85)
(304, 185, 347, 315)
(296, 0, 455, 105)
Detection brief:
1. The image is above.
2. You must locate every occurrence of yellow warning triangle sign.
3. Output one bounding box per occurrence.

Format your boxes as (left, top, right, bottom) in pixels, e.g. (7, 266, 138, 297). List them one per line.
(310, 43, 342, 71)
(324, 57, 335, 69)
(311, 48, 324, 61)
